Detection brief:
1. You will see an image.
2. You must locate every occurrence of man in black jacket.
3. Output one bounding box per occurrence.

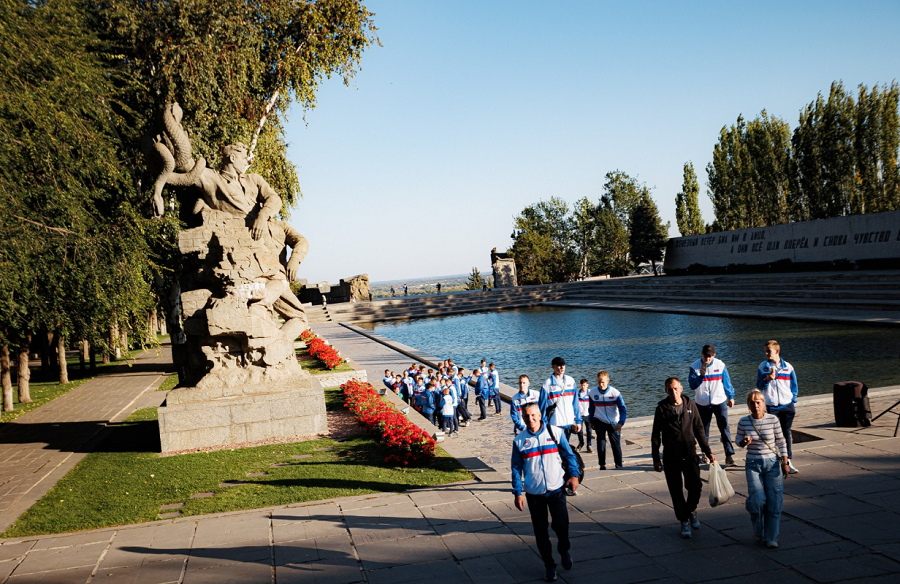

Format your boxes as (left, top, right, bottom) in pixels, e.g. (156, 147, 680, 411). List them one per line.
(651, 377, 716, 539)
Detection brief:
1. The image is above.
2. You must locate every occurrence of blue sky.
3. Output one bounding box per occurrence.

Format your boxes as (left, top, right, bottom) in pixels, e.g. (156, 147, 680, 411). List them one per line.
(285, 0, 900, 284)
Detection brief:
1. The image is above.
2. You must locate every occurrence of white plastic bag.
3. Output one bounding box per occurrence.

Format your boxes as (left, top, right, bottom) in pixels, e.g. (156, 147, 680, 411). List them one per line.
(708, 461, 735, 507)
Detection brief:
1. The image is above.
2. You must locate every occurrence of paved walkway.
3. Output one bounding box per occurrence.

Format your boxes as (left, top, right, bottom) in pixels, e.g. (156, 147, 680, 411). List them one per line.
(0, 346, 173, 533)
(0, 329, 898, 583)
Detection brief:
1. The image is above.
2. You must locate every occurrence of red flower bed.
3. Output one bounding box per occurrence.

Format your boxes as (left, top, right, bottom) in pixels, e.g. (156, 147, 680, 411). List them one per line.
(342, 380, 436, 466)
(303, 333, 344, 369)
(300, 329, 316, 342)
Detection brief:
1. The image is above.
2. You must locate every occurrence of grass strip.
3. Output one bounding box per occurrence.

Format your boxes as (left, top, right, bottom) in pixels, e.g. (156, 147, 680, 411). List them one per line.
(2, 388, 472, 537)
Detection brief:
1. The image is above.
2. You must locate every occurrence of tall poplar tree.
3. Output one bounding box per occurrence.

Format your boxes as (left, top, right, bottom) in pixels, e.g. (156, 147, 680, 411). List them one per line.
(675, 162, 704, 236)
(629, 194, 669, 274)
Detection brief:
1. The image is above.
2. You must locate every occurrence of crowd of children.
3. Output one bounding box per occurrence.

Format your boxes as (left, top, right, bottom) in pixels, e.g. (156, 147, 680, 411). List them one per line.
(381, 358, 504, 437)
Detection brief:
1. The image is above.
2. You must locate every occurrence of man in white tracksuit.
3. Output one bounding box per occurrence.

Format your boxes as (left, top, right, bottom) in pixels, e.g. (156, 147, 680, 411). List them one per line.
(539, 357, 582, 440)
(688, 344, 736, 466)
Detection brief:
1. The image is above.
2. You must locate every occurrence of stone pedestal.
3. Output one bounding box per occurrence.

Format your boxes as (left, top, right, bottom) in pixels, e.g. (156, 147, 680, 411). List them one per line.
(160, 209, 323, 455)
(158, 371, 326, 455)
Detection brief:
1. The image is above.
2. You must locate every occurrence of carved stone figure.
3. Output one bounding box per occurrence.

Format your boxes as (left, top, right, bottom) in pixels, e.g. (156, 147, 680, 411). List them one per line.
(145, 103, 324, 454)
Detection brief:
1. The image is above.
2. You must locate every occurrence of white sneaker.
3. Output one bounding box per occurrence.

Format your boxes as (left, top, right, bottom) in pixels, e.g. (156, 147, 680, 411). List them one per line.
(788, 460, 799, 474)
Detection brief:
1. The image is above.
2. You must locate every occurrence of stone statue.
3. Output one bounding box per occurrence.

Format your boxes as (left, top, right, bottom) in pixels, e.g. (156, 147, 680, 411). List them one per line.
(144, 103, 325, 455)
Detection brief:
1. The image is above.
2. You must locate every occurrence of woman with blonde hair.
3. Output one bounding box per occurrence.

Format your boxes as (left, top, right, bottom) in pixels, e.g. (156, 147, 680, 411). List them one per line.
(735, 389, 789, 549)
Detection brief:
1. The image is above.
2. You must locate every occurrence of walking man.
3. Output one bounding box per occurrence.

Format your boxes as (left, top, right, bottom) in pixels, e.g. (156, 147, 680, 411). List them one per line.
(651, 377, 715, 539)
(512, 403, 578, 581)
(489, 363, 502, 415)
(539, 357, 582, 439)
(688, 344, 736, 466)
(756, 340, 800, 474)
(511, 374, 541, 435)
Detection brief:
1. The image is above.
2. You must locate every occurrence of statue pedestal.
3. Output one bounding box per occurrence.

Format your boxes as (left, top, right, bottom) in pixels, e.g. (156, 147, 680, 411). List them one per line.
(158, 371, 326, 455)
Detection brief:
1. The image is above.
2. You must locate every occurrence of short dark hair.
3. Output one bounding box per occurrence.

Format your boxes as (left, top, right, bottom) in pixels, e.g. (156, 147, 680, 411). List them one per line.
(580, 378, 589, 385)
(665, 376, 681, 390)
(551, 357, 566, 367)
(702, 344, 716, 356)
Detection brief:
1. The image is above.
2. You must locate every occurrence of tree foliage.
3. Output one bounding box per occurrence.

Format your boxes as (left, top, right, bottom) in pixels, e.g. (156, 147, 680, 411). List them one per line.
(508, 197, 578, 285)
(629, 194, 669, 272)
(709, 81, 900, 230)
(675, 162, 704, 236)
(0, 0, 160, 356)
(91, 0, 379, 216)
(466, 267, 484, 290)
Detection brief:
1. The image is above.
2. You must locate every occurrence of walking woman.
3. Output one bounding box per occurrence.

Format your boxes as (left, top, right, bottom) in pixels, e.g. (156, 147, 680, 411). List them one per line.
(735, 389, 789, 548)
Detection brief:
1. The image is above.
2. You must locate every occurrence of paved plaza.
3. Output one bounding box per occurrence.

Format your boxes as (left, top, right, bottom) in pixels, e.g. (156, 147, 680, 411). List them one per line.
(0, 326, 898, 583)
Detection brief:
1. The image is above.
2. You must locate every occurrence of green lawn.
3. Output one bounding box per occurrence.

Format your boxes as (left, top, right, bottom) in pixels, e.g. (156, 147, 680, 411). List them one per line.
(295, 345, 354, 375)
(2, 388, 472, 537)
(156, 373, 180, 392)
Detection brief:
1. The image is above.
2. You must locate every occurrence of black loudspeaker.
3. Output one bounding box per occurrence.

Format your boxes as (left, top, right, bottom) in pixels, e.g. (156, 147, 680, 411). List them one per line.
(833, 381, 871, 427)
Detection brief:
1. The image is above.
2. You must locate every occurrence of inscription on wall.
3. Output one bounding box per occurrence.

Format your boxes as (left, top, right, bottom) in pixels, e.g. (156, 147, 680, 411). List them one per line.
(664, 210, 900, 271)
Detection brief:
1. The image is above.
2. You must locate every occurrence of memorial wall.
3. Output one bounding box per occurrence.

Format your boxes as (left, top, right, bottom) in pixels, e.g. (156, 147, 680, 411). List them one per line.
(663, 210, 900, 273)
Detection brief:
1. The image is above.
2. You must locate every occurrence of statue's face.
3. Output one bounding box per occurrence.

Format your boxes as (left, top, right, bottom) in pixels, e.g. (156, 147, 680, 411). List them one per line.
(230, 150, 250, 174)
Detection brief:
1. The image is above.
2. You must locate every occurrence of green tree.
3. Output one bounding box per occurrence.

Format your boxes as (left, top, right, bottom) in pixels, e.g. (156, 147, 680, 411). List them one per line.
(508, 197, 578, 285)
(855, 82, 900, 213)
(466, 267, 485, 290)
(0, 0, 162, 394)
(675, 162, 704, 236)
(594, 207, 630, 277)
(92, 0, 379, 215)
(629, 194, 669, 274)
(708, 111, 794, 230)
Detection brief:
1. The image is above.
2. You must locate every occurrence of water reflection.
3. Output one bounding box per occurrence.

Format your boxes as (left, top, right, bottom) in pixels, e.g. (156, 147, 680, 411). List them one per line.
(367, 307, 900, 417)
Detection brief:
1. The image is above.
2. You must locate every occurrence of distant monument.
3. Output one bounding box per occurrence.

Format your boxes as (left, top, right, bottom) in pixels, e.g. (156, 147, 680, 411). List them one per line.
(144, 103, 326, 454)
(491, 248, 518, 288)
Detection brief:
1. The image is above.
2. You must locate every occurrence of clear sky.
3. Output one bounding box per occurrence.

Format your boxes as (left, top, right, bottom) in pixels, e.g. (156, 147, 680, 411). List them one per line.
(285, 0, 900, 284)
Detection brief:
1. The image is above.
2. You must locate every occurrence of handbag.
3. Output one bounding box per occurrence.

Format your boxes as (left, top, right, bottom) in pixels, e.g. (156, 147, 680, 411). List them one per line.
(546, 425, 585, 483)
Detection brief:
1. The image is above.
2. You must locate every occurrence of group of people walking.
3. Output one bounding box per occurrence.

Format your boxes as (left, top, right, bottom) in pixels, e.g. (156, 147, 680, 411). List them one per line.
(382, 358, 504, 437)
(510, 340, 797, 581)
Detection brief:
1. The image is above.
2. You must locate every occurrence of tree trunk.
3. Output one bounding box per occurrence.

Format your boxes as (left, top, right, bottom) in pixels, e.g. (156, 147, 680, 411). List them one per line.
(80, 339, 88, 373)
(57, 332, 69, 384)
(110, 322, 121, 360)
(120, 329, 128, 354)
(1, 346, 13, 412)
(47, 330, 58, 369)
(17, 336, 31, 403)
(89, 343, 97, 372)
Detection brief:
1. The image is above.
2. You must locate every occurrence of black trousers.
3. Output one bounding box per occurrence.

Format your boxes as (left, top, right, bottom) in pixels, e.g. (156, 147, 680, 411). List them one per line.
(663, 453, 702, 522)
(476, 396, 487, 419)
(525, 488, 570, 568)
(767, 404, 795, 459)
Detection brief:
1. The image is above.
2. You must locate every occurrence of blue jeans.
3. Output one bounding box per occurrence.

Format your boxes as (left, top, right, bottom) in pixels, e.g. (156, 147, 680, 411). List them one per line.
(745, 456, 784, 544)
(698, 402, 735, 456)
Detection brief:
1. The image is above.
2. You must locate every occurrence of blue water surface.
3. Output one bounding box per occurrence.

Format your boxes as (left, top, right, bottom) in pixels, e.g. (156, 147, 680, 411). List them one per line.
(365, 307, 900, 417)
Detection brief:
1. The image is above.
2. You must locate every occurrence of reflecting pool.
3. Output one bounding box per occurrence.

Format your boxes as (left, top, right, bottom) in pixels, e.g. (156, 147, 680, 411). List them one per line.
(365, 307, 900, 417)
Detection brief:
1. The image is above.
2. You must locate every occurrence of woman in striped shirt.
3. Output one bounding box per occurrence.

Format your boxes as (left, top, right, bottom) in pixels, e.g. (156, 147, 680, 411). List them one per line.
(735, 389, 789, 549)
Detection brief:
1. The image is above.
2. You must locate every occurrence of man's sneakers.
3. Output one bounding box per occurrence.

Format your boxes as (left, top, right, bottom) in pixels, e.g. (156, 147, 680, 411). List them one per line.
(690, 511, 700, 530)
(544, 566, 557, 581)
(585, 446, 593, 453)
(561, 553, 573, 570)
(766, 541, 779, 549)
(575, 443, 584, 452)
(725, 455, 735, 467)
(680, 521, 692, 538)
(788, 460, 799, 474)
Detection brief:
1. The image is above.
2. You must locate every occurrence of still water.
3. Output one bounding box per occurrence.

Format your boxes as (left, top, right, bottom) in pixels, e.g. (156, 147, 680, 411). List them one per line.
(365, 307, 900, 418)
